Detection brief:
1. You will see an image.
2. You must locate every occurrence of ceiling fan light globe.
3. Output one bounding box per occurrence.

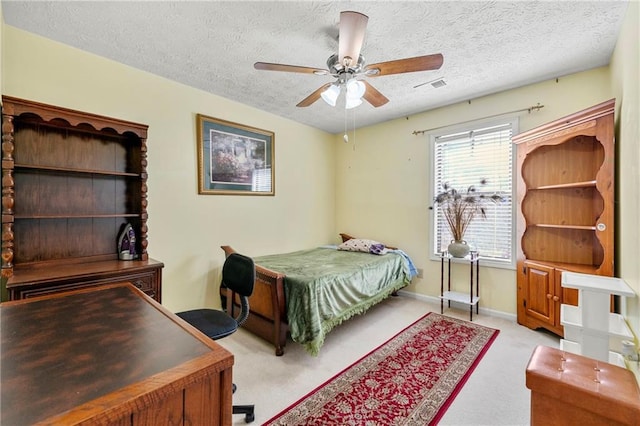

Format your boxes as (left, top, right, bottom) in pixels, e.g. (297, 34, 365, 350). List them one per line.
(346, 79, 366, 100)
(345, 97, 363, 109)
(321, 84, 340, 107)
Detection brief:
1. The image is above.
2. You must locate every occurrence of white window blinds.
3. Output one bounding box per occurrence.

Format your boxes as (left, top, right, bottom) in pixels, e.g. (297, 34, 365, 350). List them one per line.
(432, 121, 515, 263)
(252, 167, 272, 192)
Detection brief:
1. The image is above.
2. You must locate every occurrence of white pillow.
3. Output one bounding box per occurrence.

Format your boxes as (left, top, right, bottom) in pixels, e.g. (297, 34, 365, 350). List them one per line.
(338, 238, 388, 255)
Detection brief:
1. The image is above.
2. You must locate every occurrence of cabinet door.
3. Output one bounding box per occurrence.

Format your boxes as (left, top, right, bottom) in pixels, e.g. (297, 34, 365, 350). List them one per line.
(524, 262, 557, 327)
(556, 269, 579, 307)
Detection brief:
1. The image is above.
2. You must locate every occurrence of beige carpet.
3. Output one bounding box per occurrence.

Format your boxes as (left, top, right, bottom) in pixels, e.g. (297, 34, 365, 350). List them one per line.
(216, 294, 559, 425)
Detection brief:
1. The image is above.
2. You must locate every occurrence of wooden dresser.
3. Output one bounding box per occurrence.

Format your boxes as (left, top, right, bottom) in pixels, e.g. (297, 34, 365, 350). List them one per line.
(0, 283, 234, 425)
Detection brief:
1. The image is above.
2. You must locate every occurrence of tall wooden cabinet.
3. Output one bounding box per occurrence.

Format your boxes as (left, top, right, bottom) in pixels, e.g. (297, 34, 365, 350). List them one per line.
(514, 99, 615, 336)
(1, 96, 163, 302)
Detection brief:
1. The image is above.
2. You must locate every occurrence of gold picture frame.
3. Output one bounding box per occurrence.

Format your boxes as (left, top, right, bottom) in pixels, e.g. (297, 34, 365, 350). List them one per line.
(196, 114, 275, 195)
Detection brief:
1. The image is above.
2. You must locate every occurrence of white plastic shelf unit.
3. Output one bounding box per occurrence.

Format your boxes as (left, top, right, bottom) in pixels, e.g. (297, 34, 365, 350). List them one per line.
(439, 251, 480, 321)
(560, 271, 635, 367)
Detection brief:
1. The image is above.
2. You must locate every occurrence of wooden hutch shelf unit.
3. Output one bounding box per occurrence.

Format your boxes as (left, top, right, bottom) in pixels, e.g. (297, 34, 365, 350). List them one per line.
(514, 99, 615, 337)
(1, 96, 163, 302)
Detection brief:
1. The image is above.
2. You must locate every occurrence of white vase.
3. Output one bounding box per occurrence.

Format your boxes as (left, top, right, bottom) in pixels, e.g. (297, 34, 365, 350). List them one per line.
(448, 240, 470, 258)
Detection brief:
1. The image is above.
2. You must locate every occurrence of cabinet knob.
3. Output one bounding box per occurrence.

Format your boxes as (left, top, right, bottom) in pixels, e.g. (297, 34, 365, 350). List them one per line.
(547, 294, 552, 299)
(134, 280, 143, 288)
(553, 296, 560, 302)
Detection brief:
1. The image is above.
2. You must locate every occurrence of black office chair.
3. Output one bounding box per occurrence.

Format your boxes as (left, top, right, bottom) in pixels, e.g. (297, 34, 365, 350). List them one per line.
(177, 253, 256, 423)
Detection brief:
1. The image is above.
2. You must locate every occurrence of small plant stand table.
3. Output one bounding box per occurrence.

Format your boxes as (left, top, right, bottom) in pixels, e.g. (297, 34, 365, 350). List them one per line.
(439, 251, 480, 321)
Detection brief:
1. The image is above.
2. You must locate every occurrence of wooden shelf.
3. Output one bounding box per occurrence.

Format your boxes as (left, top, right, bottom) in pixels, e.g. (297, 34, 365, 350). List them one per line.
(524, 259, 600, 274)
(530, 224, 597, 231)
(15, 163, 140, 177)
(15, 214, 141, 219)
(531, 180, 597, 190)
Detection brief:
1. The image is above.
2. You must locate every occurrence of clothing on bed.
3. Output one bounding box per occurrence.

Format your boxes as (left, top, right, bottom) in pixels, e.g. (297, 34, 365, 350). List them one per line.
(253, 247, 413, 355)
(389, 249, 419, 278)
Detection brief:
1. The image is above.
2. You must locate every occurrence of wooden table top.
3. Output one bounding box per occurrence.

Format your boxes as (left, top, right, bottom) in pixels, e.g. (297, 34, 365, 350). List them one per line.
(1, 282, 233, 425)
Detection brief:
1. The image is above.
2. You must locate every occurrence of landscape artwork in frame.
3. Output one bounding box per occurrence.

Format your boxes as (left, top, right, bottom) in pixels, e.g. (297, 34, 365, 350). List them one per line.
(197, 114, 275, 195)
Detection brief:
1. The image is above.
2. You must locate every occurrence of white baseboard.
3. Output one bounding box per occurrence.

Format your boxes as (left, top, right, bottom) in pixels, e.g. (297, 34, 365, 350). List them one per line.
(397, 289, 517, 322)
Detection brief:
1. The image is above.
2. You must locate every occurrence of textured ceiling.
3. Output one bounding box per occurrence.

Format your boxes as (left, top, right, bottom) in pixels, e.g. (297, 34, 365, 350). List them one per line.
(2, 1, 629, 134)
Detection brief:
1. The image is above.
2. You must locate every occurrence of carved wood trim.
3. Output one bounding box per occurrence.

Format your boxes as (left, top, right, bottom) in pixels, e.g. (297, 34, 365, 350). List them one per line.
(1, 111, 15, 277)
(513, 98, 614, 146)
(1, 96, 147, 139)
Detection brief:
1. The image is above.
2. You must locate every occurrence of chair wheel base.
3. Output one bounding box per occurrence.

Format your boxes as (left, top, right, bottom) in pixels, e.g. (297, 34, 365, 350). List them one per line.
(233, 404, 255, 423)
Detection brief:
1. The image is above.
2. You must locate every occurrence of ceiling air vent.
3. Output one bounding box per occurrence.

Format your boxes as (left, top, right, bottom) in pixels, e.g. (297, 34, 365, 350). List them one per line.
(430, 78, 447, 88)
(414, 77, 446, 89)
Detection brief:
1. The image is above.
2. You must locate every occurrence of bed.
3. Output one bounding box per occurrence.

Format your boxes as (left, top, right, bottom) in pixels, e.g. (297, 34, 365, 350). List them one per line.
(220, 233, 416, 356)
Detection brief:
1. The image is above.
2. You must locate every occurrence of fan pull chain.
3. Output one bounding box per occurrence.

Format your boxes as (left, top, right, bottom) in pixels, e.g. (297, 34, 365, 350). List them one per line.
(344, 102, 349, 143)
(352, 106, 357, 151)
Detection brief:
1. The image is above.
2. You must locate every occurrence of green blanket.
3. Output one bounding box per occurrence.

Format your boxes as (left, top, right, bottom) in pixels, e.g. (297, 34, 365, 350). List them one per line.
(254, 247, 411, 355)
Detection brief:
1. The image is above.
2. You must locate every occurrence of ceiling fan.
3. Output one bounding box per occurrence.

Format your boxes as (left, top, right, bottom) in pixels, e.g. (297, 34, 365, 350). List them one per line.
(254, 11, 444, 109)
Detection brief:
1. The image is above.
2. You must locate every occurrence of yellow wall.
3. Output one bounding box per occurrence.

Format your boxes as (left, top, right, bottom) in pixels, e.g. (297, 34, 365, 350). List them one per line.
(334, 68, 613, 316)
(1, 26, 336, 312)
(611, 1, 640, 338)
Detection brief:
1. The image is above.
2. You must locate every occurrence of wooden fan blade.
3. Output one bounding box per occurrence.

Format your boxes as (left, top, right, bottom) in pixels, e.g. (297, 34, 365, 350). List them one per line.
(365, 54, 444, 77)
(338, 11, 368, 66)
(362, 81, 389, 107)
(254, 62, 329, 75)
(297, 83, 332, 107)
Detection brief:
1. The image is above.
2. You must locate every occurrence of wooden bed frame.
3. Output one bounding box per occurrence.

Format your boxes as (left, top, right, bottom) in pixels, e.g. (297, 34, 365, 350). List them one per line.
(220, 233, 397, 356)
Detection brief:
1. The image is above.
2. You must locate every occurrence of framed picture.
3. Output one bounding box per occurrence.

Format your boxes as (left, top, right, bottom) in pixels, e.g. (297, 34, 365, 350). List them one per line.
(196, 114, 275, 195)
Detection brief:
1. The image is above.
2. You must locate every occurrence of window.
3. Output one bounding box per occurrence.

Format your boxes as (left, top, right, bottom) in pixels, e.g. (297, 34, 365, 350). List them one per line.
(430, 118, 517, 267)
(252, 167, 272, 192)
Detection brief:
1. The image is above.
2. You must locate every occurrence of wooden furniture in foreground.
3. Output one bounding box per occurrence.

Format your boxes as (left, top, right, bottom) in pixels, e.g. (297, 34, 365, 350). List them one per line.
(1, 282, 234, 425)
(1, 96, 163, 302)
(514, 99, 615, 337)
(526, 345, 640, 426)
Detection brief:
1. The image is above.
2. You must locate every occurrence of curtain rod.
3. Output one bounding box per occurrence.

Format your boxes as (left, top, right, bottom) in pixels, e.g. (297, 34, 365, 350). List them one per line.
(411, 103, 544, 136)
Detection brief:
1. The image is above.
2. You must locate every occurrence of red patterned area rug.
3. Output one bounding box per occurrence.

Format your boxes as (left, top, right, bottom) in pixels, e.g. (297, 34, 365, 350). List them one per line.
(263, 312, 499, 425)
